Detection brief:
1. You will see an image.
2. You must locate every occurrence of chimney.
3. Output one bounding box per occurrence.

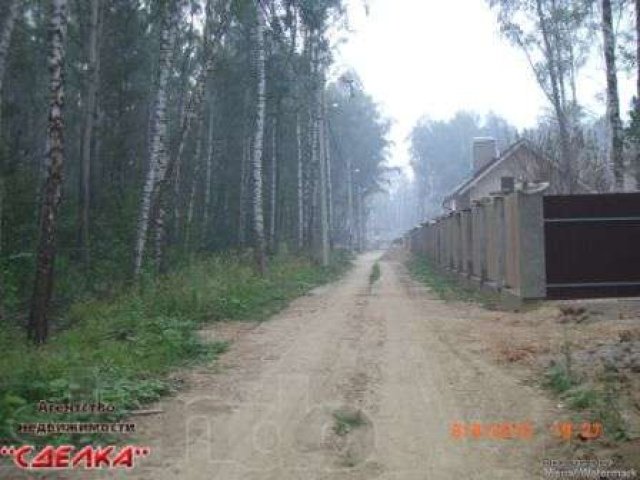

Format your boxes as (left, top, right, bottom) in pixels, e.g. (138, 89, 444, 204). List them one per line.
(472, 137, 497, 173)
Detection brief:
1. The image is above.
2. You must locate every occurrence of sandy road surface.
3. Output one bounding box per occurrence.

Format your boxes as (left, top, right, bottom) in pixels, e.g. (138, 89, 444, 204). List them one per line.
(100, 252, 555, 479)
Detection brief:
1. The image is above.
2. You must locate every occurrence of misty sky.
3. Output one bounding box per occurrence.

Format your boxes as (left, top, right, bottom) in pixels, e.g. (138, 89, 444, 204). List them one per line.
(332, 0, 635, 170)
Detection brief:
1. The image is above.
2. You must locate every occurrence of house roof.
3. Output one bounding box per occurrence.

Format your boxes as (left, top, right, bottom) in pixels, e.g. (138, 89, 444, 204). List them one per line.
(442, 138, 592, 205)
(443, 139, 533, 204)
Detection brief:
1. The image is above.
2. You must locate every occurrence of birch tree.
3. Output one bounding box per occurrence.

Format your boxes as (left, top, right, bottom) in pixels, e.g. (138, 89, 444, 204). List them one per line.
(633, 0, 640, 188)
(77, 0, 102, 266)
(152, 0, 230, 272)
(133, 0, 181, 278)
(251, 2, 267, 274)
(316, 73, 329, 265)
(28, 0, 68, 344)
(601, 0, 624, 190)
(488, 0, 591, 192)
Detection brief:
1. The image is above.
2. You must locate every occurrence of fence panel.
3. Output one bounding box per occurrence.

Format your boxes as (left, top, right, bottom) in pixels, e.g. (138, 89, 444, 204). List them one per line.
(544, 192, 640, 299)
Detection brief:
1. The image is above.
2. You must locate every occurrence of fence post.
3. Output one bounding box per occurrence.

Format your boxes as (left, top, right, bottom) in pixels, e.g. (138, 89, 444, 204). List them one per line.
(492, 195, 506, 290)
(471, 200, 489, 283)
(459, 209, 470, 277)
(516, 190, 546, 299)
(455, 211, 462, 272)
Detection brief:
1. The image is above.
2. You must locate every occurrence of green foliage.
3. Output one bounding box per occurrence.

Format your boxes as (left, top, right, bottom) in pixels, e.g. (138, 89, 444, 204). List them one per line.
(332, 408, 366, 437)
(369, 262, 380, 284)
(0, 251, 351, 445)
(543, 363, 629, 441)
(406, 254, 491, 306)
(545, 363, 576, 394)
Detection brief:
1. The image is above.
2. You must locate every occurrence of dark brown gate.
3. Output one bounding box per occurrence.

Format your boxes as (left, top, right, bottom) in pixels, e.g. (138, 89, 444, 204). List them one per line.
(543, 192, 640, 299)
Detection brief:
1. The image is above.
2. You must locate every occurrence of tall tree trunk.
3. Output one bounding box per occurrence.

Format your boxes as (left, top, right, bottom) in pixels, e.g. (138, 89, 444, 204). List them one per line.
(238, 89, 250, 246)
(635, 0, 640, 189)
(0, 0, 18, 322)
(153, 0, 230, 271)
(0, 178, 3, 321)
(346, 153, 354, 250)
(296, 111, 304, 250)
(268, 114, 277, 252)
(0, 0, 19, 103)
(535, 0, 573, 193)
(202, 100, 215, 246)
(251, 5, 267, 274)
(602, 0, 624, 191)
(184, 124, 203, 252)
(133, 0, 180, 278)
(28, 0, 68, 344)
(323, 103, 333, 245)
(316, 70, 329, 266)
(77, 0, 102, 267)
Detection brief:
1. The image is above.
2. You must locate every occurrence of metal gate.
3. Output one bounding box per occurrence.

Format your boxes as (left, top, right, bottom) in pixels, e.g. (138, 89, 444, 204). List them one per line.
(543, 192, 640, 299)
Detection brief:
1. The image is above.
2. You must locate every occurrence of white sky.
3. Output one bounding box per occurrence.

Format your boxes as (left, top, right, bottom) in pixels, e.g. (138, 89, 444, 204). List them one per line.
(331, 0, 636, 170)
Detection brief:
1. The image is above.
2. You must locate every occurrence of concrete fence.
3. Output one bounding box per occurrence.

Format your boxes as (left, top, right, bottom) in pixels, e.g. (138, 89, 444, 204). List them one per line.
(406, 190, 546, 303)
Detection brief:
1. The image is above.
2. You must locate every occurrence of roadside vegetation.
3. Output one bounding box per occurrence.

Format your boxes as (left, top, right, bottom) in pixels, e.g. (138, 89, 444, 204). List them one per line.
(543, 323, 631, 442)
(0, 250, 352, 446)
(406, 254, 495, 308)
(408, 252, 637, 446)
(369, 262, 381, 285)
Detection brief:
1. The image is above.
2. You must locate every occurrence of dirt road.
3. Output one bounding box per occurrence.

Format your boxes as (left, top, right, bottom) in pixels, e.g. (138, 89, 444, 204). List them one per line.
(128, 252, 556, 479)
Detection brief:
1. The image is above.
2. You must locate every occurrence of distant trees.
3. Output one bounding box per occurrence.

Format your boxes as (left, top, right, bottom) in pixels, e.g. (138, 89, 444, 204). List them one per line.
(409, 111, 517, 217)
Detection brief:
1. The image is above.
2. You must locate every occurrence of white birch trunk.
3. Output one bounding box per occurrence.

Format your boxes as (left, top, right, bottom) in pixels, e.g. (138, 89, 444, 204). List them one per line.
(316, 65, 329, 266)
(153, 0, 229, 271)
(251, 5, 267, 274)
(133, 0, 180, 277)
(28, 0, 68, 343)
(323, 102, 333, 244)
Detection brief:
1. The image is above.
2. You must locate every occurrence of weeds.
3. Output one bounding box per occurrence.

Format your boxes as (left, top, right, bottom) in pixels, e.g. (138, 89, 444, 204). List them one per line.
(407, 254, 492, 306)
(333, 408, 366, 437)
(369, 262, 381, 285)
(0, 251, 352, 446)
(543, 348, 629, 441)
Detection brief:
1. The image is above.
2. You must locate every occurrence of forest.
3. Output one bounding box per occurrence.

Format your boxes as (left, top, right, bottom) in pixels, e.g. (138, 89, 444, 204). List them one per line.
(1, 0, 640, 470)
(0, 0, 394, 445)
(0, 0, 391, 342)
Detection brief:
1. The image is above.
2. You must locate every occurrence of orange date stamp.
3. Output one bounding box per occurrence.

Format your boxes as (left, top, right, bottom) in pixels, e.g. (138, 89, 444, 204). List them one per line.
(450, 421, 534, 440)
(450, 421, 603, 441)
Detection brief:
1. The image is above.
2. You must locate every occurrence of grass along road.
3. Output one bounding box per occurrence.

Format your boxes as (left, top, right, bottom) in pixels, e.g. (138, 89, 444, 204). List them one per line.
(108, 251, 559, 479)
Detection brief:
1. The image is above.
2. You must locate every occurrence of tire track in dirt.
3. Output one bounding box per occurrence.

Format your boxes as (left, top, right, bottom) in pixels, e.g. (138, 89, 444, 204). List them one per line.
(51, 252, 558, 480)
